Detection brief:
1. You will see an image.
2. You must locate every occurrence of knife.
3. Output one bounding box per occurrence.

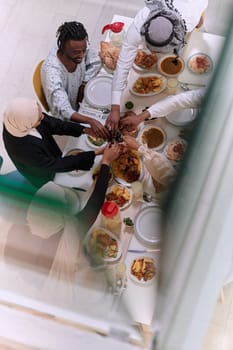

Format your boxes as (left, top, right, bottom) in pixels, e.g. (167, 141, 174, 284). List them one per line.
(127, 249, 160, 253)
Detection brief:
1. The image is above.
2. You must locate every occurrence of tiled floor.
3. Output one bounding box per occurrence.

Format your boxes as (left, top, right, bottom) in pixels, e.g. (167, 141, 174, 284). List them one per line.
(0, 1, 233, 349)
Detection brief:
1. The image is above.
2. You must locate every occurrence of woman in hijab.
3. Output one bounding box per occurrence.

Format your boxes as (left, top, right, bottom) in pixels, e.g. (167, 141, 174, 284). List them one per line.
(1, 142, 120, 307)
(2, 97, 107, 188)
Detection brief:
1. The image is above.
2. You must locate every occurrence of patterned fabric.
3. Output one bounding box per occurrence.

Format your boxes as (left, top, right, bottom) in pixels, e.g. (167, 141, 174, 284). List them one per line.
(41, 46, 101, 120)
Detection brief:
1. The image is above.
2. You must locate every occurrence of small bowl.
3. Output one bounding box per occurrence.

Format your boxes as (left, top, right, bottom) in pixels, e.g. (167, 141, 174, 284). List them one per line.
(164, 139, 187, 162)
(187, 52, 213, 74)
(139, 125, 166, 150)
(158, 55, 185, 77)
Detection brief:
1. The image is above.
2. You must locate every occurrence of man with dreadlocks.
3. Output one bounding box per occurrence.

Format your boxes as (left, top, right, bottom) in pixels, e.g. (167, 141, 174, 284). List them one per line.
(41, 21, 109, 139)
(105, 0, 208, 134)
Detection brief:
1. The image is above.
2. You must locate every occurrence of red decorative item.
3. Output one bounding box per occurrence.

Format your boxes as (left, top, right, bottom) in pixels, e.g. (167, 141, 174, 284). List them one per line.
(101, 201, 119, 218)
(101, 22, 125, 34)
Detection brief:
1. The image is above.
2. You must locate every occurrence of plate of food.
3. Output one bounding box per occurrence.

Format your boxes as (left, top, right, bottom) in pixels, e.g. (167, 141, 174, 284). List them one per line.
(133, 49, 158, 72)
(112, 148, 144, 187)
(106, 184, 133, 210)
(129, 74, 167, 96)
(187, 52, 213, 74)
(164, 139, 187, 161)
(92, 164, 113, 184)
(85, 227, 122, 263)
(84, 75, 113, 109)
(158, 54, 185, 77)
(65, 148, 86, 176)
(129, 256, 156, 285)
(85, 135, 107, 149)
(139, 125, 166, 150)
(99, 41, 120, 72)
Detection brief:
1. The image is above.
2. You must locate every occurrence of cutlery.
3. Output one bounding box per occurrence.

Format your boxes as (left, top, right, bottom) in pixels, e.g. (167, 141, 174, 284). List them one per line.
(127, 249, 160, 253)
(180, 82, 206, 91)
(143, 192, 158, 203)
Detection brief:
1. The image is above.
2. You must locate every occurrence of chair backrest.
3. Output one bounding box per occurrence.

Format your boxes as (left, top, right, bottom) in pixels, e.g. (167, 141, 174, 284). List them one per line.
(32, 60, 50, 112)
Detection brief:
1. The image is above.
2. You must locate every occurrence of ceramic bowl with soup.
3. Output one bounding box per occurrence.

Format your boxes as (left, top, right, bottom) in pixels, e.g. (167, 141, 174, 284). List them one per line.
(140, 126, 166, 150)
(158, 55, 185, 77)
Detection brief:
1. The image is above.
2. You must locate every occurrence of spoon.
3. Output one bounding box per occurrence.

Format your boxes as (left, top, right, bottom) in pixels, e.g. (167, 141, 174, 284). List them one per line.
(143, 192, 158, 203)
(180, 82, 191, 91)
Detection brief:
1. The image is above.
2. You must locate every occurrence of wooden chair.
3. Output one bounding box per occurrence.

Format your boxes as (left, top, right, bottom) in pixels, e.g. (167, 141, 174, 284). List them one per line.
(32, 60, 49, 112)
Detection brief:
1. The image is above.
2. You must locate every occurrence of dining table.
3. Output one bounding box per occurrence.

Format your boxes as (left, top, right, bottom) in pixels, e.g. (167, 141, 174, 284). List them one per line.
(54, 14, 225, 345)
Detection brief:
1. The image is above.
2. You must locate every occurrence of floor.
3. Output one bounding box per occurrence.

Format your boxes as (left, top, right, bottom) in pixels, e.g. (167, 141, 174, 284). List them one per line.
(0, 0, 233, 349)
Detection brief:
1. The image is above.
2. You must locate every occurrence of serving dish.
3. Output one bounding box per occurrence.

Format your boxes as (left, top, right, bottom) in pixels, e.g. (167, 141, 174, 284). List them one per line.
(84, 75, 113, 108)
(187, 52, 213, 74)
(164, 139, 187, 162)
(85, 135, 107, 149)
(129, 256, 156, 285)
(165, 108, 197, 126)
(139, 125, 166, 150)
(134, 205, 162, 247)
(65, 148, 86, 176)
(158, 54, 185, 77)
(133, 49, 157, 72)
(85, 227, 122, 263)
(129, 73, 167, 96)
(112, 149, 144, 187)
(106, 184, 133, 210)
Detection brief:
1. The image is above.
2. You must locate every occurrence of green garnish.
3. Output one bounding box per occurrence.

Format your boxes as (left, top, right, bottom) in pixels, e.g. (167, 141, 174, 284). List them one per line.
(125, 101, 134, 110)
(123, 217, 134, 226)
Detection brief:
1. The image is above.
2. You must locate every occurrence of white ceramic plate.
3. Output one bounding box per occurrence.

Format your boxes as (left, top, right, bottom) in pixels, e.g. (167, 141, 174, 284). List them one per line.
(65, 148, 86, 176)
(113, 156, 144, 188)
(106, 184, 133, 210)
(85, 135, 107, 149)
(85, 227, 122, 263)
(187, 52, 213, 75)
(129, 256, 156, 285)
(139, 125, 166, 151)
(84, 75, 113, 108)
(164, 139, 187, 162)
(134, 206, 162, 247)
(129, 73, 167, 97)
(165, 108, 197, 126)
(132, 62, 156, 73)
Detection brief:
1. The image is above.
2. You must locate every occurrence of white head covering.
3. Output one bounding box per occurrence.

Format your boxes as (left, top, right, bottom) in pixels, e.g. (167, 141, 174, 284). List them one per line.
(3, 98, 40, 137)
(27, 182, 80, 239)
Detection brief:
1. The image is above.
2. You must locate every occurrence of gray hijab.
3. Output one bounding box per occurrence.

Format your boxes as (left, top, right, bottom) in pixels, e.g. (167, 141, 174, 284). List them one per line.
(141, 0, 187, 54)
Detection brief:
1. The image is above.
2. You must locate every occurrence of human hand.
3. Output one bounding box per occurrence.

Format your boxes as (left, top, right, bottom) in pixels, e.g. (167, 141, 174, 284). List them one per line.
(102, 142, 121, 165)
(119, 113, 140, 132)
(105, 109, 120, 135)
(123, 135, 140, 150)
(94, 146, 106, 156)
(89, 119, 110, 139)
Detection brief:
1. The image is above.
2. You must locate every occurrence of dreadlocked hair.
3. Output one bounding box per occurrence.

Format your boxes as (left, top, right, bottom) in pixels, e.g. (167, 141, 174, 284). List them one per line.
(56, 21, 88, 52)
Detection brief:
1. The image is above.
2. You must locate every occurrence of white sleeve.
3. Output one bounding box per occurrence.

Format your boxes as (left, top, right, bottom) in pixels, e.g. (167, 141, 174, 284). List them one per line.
(84, 47, 102, 82)
(147, 88, 206, 118)
(111, 24, 142, 105)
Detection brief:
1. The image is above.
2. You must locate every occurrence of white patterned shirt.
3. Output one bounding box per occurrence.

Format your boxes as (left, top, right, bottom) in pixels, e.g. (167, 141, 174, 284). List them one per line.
(41, 46, 101, 120)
